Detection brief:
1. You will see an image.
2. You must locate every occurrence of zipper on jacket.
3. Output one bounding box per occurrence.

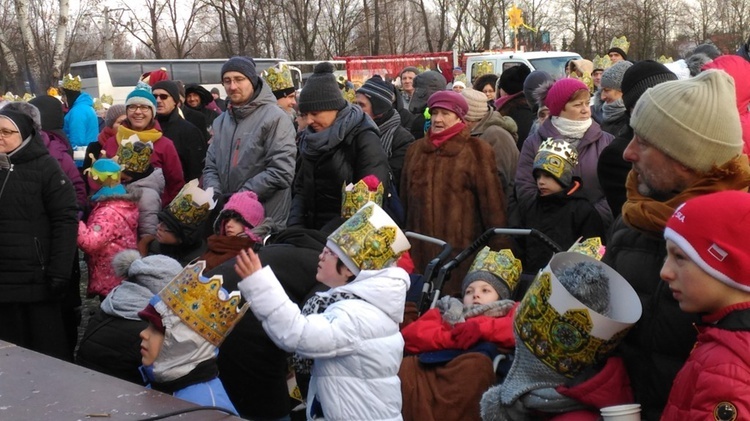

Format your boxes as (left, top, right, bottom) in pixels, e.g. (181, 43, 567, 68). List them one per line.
(34, 237, 46, 271)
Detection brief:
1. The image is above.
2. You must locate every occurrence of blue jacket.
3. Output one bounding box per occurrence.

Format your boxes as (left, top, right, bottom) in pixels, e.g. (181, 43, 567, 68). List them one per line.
(140, 364, 238, 415)
(64, 92, 99, 148)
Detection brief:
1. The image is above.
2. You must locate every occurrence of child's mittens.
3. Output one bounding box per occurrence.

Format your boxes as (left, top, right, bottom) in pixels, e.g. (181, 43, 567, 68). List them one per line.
(465, 299, 516, 319)
(451, 320, 483, 349)
(436, 295, 465, 325)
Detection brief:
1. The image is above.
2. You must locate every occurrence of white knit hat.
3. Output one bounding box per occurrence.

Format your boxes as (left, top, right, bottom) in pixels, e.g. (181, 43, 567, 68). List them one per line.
(630, 69, 743, 173)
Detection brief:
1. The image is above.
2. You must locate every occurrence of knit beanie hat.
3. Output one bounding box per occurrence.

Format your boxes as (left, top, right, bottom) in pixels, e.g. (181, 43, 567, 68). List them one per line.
(28, 95, 65, 132)
(400, 66, 419, 77)
(427, 90, 469, 121)
(461, 88, 490, 122)
(544, 78, 589, 117)
(499, 64, 531, 95)
(621, 60, 678, 111)
(298, 62, 348, 113)
(151, 80, 181, 104)
(409, 71, 448, 113)
(461, 271, 510, 301)
(686, 53, 713, 77)
(0, 109, 34, 140)
(104, 104, 127, 128)
(523, 70, 553, 111)
(2, 102, 41, 134)
(665, 190, 750, 293)
(691, 43, 722, 60)
(140, 68, 169, 87)
(221, 56, 258, 86)
(126, 82, 157, 115)
(630, 69, 743, 172)
(356, 75, 395, 117)
(210, 87, 220, 96)
(600, 61, 633, 90)
(112, 250, 183, 295)
(216, 190, 265, 237)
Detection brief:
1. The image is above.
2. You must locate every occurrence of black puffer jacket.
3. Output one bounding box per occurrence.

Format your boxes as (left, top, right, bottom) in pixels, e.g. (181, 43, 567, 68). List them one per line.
(288, 106, 390, 229)
(597, 128, 633, 219)
(156, 109, 206, 182)
(603, 217, 700, 421)
(0, 134, 78, 302)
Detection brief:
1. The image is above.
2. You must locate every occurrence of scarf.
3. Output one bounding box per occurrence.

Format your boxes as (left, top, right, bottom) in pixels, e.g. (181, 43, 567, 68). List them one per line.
(98, 126, 116, 146)
(199, 234, 256, 271)
(227, 85, 262, 121)
(116, 124, 162, 144)
(550, 116, 592, 142)
(299, 105, 369, 159)
(376, 110, 401, 158)
(429, 121, 467, 148)
(291, 291, 361, 374)
(602, 98, 627, 123)
(494, 91, 523, 112)
(622, 155, 750, 235)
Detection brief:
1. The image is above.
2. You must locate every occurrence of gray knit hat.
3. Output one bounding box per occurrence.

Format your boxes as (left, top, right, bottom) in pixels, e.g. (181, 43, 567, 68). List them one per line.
(112, 250, 183, 294)
(461, 88, 490, 122)
(221, 56, 259, 85)
(356, 75, 395, 117)
(599, 61, 633, 90)
(461, 270, 511, 300)
(630, 69, 743, 172)
(298, 62, 348, 113)
(686, 53, 712, 77)
(105, 104, 127, 128)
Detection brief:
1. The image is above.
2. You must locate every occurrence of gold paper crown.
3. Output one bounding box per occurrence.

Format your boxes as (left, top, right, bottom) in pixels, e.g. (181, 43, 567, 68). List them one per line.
(567, 237, 605, 260)
(341, 179, 384, 219)
(513, 253, 641, 378)
(166, 179, 217, 226)
(592, 55, 612, 71)
(468, 247, 522, 293)
(474, 61, 494, 78)
(538, 138, 579, 166)
(117, 134, 154, 174)
(100, 94, 114, 105)
(656, 55, 673, 64)
(454, 74, 467, 83)
(342, 87, 356, 103)
(609, 36, 630, 54)
(262, 64, 295, 93)
(158, 261, 249, 346)
(62, 74, 82, 91)
(47, 87, 60, 97)
(327, 202, 410, 274)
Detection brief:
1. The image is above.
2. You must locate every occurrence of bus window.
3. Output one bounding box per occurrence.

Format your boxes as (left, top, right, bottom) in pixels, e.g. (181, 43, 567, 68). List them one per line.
(107, 62, 143, 87)
(75, 64, 98, 79)
(171, 62, 200, 84)
(200, 62, 223, 84)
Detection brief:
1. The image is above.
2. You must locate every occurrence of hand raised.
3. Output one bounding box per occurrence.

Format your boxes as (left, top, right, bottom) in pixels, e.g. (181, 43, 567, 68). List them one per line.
(235, 248, 263, 279)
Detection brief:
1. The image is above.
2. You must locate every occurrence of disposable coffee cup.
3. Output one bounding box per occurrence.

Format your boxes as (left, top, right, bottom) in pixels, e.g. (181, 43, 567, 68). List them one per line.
(600, 403, 641, 421)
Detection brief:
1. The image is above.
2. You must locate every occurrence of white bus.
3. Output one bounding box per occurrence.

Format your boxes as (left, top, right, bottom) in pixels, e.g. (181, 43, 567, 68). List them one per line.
(69, 58, 302, 104)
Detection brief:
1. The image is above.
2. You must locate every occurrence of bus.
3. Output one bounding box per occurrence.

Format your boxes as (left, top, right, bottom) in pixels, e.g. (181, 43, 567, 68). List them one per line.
(69, 58, 302, 104)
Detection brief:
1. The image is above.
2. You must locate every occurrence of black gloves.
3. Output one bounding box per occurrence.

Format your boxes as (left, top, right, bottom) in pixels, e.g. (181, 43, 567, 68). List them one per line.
(47, 277, 69, 297)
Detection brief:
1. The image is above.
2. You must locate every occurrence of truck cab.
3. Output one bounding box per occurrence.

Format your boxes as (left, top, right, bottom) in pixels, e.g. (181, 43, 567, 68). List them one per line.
(465, 51, 582, 85)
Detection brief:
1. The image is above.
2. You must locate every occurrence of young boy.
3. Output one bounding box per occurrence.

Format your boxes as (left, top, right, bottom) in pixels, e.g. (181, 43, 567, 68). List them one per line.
(661, 190, 750, 419)
(138, 260, 247, 414)
(511, 138, 605, 275)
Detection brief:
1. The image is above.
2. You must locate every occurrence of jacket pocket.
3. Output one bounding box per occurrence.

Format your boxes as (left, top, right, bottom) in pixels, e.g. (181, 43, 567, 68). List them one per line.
(34, 237, 46, 271)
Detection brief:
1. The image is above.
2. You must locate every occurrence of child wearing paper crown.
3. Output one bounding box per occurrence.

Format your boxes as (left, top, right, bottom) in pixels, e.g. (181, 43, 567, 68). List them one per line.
(137, 261, 246, 414)
(510, 138, 605, 275)
(78, 157, 139, 299)
(234, 202, 411, 421)
(660, 191, 750, 420)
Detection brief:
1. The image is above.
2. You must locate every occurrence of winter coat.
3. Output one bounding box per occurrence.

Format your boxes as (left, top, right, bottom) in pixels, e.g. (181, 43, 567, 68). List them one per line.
(470, 110, 520, 200)
(156, 108, 207, 182)
(203, 81, 297, 229)
(703, 56, 750, 155)
(63, 91, 99, 148)
(661, 304, 750, 420)
(181, 105, 210, 144)
(496, 94, 535, 151)
(288, 105, 390, 230)
(41, 130, 87, 212)
(401, 126, 507, 296)
(78, 192, 139, 297)
(127, 167, 164, 238)
(375, 110, 415, 190)
(141, 362, 237, 414)
(510, 181, 605, 274)
(597, 128, 633, 219)
(515, 118, 614, 228)
(104, 122, 185, 205)
(238, 266, 410, 421)
(0, 134, 78, 302)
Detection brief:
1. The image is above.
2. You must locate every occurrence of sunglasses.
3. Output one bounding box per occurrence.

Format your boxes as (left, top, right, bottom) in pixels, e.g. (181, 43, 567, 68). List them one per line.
(155, 93, 171, 101)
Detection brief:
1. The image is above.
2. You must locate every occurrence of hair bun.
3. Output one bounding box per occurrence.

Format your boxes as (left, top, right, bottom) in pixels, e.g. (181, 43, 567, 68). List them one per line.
(313, 62, 335, 74)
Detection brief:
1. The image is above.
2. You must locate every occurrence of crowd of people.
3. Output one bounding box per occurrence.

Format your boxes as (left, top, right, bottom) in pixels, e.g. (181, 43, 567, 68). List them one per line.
(1, 36, 750, 420)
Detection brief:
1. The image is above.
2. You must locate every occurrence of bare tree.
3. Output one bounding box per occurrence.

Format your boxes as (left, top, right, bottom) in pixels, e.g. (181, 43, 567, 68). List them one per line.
(121, 0, 167, 58)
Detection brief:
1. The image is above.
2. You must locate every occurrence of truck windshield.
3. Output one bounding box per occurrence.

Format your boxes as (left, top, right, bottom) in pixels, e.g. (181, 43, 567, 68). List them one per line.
(529, 56, 582, 79)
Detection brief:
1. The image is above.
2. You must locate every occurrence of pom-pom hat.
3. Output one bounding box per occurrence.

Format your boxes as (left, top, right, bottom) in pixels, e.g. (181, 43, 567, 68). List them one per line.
(544, 78, 589, 117)
(298, 62, 348, 113)
(664, 190, 750, 292)
(126, 82, 157, 115)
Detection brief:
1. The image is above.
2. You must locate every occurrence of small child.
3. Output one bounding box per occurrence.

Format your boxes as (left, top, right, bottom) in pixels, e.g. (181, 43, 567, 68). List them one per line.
(661, 191, 750, 419)
(137, 260, 247, 414)
(199, 191, 274, 270)
(511, 138, 605, 275)
(79, 157, 139, 299)
(401, 247, 522, 355)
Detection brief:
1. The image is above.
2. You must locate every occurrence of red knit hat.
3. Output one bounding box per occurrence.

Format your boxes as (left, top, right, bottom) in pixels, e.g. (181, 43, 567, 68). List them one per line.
(545, 78, 589, 117)
(427, 90, 469, 121)
(664, 190, 750, 292)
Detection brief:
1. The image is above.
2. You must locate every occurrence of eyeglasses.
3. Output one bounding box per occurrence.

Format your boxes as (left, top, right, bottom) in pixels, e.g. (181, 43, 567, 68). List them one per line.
(154, 93, 171, 101)
(0, 128, 19, 138)
(126, 104, 152, 113)
(223, 76, 248, 86)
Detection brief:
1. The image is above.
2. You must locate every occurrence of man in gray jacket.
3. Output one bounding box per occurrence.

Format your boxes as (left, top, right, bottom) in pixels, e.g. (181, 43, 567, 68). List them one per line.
(203, 56, 297, 229)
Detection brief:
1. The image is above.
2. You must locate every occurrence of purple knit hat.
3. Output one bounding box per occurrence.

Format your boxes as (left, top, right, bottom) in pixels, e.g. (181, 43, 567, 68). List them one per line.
(427, 90, 469, 121)
(545, 78, 589, 117)
(218, 191, 265, 239)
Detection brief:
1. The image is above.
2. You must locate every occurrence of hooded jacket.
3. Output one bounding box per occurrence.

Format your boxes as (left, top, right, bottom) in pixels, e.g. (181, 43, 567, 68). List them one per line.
(238, 266, 410, 421)
(702, 56, 750, 156)
(203, 80, 297, 229)
(156, 107, 206, 182)
(127, 167, 165, 238)
(470, 110, 520, 198)
(63, 91, 99, 148)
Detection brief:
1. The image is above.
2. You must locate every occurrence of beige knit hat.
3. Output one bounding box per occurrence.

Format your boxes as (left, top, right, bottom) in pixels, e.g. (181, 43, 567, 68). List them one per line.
(630, 69, 743, 173)
(461, 88, 490, 122)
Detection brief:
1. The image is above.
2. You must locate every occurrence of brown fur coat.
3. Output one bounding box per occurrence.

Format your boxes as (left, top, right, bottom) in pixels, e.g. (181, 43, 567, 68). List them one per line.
(401, 126, 507, 296)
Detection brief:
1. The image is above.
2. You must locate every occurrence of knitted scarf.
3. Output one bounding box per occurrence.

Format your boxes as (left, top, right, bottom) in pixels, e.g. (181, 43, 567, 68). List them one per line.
(291, 291, 361, 374)
(299, 105, 369, 159)
(116, 124, 162, 143)
(429, 121, 466, 148)
(375, 110, 401, 158)
(622, 155, 750, 235)
(602, 98, 627, 123)
(550, 116, 592, 144)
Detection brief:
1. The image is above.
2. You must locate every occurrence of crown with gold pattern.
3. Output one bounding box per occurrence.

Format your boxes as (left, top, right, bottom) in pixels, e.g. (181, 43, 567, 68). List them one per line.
(62, 74, 82, 91)
(656, 55, 673, 64)
(567, 237, 605, 260)
(166, 179, 217, 226)
(514, 252, 641, 378)
(327, 202, 410, 275)
(262, 64, 295, 93)
(341, 177, 384, 219)
(534, 138, 579, 181)
(592, 55, 612, 71)
(117, 134, 154, 174)
(608, 36, 630, 54)
(473, 61, 494, 78)
(468, 247, 522, 293)
(158, 260, 249, 346)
